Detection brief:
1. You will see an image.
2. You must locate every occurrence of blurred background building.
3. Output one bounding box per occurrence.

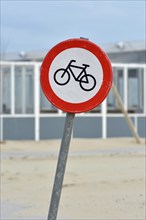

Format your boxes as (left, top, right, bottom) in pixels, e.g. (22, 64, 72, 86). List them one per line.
(0, 40, 145, 141)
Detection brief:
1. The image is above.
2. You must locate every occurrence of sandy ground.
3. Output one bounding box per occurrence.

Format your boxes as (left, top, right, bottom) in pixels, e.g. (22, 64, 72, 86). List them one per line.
(1, 138, 146, 220)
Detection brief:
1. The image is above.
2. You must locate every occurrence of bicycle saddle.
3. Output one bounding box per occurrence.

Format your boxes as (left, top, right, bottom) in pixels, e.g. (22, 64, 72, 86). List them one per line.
(82, 64, 90, 67)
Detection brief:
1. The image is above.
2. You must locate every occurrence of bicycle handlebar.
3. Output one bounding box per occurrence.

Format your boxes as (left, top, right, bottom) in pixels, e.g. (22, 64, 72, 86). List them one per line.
(69, 60, 76, 64)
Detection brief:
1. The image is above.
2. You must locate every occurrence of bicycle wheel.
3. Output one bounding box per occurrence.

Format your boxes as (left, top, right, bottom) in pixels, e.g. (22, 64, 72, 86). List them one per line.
(54, 69, 70, 86)
(80, 74, 96, 91)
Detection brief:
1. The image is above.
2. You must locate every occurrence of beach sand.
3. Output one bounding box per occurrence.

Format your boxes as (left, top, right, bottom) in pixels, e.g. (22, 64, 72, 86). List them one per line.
(1, 138, 146, 220)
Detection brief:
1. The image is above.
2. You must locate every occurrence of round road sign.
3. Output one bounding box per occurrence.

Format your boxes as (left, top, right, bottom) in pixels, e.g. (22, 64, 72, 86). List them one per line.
(40, 38, 113, 113)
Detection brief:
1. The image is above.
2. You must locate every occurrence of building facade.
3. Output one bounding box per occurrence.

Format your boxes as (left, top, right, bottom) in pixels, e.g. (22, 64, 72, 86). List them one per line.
(0, 40, 146, 140)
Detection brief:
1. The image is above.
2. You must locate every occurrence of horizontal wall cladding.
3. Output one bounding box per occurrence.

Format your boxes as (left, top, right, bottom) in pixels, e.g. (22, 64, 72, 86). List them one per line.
(138, 117, 146, 137)
(3, 118, 35, 140)
(107, 117, 134, 137)
(108, 51, 146, 63)
(40, 117, 65, 139)
(73, 117, 102, 138)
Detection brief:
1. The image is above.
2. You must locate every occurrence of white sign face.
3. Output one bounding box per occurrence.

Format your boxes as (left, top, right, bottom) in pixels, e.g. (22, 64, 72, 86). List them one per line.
(49, 48, 103, 103)
(41, 38, 113, 113)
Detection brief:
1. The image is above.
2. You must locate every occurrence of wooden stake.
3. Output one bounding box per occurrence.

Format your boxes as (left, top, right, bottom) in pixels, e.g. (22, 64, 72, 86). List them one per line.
(112, 83, 141, 144)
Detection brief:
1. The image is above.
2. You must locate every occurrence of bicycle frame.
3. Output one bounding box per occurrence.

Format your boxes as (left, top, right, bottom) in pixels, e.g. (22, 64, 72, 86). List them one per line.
(64, 60, 89, 82)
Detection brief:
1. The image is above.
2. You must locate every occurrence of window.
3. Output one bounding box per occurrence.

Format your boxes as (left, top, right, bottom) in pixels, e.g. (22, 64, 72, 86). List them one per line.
(25, 67, 34, 113)
(107, 67, 124, 113)
(1, 66, 11, 114)
(128, 68, 143, 113)
(15, 66, 23, 113)
(15, 66, 34, 114)
(40, 88, 58, 113)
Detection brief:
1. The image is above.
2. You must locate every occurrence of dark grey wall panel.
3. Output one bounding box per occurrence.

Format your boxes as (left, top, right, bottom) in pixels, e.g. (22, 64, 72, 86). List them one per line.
(73, 117, 102, 138)
(40, 117, 65, 139)
(3, 118, 35, 140)
(138, 117, 146, 137)
(107, 117, 134, 137)
(2, 116, 145, 140)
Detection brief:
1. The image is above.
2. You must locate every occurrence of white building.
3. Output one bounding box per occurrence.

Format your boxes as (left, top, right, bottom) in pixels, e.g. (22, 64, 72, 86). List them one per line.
(0, 40, 146, 140)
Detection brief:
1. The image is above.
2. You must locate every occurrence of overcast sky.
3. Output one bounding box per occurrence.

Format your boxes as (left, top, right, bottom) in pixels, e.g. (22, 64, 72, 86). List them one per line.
(1, 0, 145, 53)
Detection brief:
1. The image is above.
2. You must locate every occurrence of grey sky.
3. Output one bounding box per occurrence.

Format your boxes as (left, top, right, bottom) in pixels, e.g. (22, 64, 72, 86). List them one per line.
(1, 0, 145, 53)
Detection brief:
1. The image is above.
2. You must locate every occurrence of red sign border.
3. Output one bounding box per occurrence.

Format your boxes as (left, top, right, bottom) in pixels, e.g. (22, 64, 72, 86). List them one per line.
(40, 38, 113, 113)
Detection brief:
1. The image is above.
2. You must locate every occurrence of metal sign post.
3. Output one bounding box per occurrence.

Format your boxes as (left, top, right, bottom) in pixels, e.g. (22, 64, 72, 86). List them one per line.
(47, 112, 75, 220)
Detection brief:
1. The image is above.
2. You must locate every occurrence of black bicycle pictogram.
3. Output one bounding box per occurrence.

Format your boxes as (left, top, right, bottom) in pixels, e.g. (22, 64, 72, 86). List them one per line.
(54, 60, 96, 91)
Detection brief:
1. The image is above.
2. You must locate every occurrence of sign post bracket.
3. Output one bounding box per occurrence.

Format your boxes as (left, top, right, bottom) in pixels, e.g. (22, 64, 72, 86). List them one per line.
(47, 112, 75, 220)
